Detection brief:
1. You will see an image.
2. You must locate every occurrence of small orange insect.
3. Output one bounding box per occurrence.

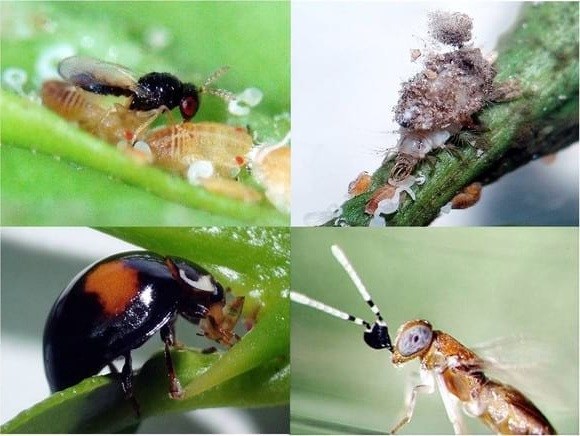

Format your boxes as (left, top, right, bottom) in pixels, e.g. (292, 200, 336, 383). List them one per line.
(249, 141, 291, 214)
(41, 80, 153, 145)
(348, 171, 372, 197)
(145, 122, 262, 203)
(199, 291, 245, 348)
(291, 245, 556, 435)
(145, 122, 252, 178)
(451, 181, 482, 209)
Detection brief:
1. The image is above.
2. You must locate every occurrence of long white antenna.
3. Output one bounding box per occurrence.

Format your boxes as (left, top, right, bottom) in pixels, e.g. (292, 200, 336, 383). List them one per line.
(291, 245, 393, 352)
(290, 291, 372, 330)
(330, 245, 387, 327)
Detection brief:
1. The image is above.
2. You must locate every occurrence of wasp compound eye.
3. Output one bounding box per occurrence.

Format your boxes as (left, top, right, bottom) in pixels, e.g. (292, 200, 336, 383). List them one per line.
(397, 323, 433, 357)
(180, 95, 199, 120)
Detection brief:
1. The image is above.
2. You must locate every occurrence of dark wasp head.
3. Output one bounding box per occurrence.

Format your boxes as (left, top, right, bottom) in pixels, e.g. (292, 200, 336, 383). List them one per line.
(363, 322, 393, 352)
(131, 73, 199, 120)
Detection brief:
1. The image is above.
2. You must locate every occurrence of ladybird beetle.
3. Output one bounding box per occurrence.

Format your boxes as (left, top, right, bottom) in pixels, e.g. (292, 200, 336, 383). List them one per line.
(43, 251, 244, 410)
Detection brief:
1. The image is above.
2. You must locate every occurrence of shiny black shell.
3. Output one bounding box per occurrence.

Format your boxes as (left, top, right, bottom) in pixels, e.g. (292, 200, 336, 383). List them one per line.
(43, 251, 223, 392)
(129, 72, 200, 119)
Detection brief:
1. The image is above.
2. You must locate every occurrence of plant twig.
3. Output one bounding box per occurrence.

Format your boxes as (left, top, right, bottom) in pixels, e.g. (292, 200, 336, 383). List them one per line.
(326, 3, 578, 227)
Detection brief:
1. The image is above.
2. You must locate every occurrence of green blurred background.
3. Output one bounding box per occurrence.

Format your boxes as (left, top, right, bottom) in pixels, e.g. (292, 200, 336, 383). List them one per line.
(291, 228, 578, 434)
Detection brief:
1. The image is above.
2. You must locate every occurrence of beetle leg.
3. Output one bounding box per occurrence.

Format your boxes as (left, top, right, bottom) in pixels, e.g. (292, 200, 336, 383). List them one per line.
(108, 362, 119, 375)
(202, 346, 218, 354)
(120, 352, 141, 417)
(160, 323, 184, 399)
(163, 318, 184, 348)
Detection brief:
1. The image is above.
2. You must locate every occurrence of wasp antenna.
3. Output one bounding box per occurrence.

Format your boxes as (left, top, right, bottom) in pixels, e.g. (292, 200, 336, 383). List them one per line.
(330, 245, 387, 327)
(203, 66, 230, 88)
(290, 291, 372, 330)
(330, 245, 393, 352)
(202, 87, 235, 103)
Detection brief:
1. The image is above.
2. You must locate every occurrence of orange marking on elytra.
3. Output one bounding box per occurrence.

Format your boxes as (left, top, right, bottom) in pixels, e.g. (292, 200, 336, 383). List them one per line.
(84, 261, 140, 316)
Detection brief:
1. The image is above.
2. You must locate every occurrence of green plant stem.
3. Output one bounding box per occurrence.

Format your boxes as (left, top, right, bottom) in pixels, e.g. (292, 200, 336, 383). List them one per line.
(327, 2, 579, 227)
(0, 92, 288, 225)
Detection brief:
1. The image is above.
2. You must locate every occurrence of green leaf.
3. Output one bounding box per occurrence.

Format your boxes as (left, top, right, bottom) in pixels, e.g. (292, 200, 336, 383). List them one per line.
(0, 1, 290, 225)
(1, 227, 290, 433)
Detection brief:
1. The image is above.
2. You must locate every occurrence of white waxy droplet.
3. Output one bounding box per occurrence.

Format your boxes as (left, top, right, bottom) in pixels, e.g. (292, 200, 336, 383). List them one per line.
(237, 87, 263, 107)
(376, 197, 400, 215)
(440, 202, 452, 214)
(228, 87, 264, 116)
(2, 68, 27, 94)
(368, 214, 386, 227)
(133, 140, 152, 157)
(228, 99, 250, 116)
(187, 160, 214, 185)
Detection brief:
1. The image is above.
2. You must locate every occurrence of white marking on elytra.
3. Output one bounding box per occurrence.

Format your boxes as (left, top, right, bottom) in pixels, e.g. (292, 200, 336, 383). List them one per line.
(179, 270, 215, 292)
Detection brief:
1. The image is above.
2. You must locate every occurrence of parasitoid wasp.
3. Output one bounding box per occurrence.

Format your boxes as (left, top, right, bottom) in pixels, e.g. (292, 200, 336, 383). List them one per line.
(57, 55, 233, 139)
(291, 245, 557, 434)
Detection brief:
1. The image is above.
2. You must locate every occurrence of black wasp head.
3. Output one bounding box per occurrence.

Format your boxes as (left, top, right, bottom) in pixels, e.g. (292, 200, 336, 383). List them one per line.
(179, 83, 200, 120)
(364, 322, 393, 352)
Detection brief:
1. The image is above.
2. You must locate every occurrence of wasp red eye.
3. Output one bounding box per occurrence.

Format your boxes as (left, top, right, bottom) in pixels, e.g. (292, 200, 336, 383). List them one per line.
(180, 96, 198, 120)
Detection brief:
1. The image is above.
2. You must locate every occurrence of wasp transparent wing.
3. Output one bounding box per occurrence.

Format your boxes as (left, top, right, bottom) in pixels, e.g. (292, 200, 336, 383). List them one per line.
(473, 336, 573, 415)
(58, 56, 139, 97)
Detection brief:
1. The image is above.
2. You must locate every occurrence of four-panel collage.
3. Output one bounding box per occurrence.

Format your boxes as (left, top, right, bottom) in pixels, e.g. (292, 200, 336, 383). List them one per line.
(0, 1, 578, 435)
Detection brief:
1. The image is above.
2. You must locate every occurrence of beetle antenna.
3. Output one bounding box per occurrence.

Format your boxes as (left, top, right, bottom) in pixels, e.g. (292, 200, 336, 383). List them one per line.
(291, 245, 393, 352)
(200, 66, 235, 102)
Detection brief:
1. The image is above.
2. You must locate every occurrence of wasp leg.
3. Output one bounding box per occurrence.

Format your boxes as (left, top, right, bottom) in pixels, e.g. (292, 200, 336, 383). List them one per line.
(131, 106, 169, 143)
(160, 321, 184, 399)
(390, 370, 435, 434)
(434, 373, 467, 435)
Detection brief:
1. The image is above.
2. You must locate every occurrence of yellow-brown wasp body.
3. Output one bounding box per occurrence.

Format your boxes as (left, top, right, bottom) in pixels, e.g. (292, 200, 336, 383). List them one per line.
(391, 319, 555, 434)
(291, 245, 556, 434)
